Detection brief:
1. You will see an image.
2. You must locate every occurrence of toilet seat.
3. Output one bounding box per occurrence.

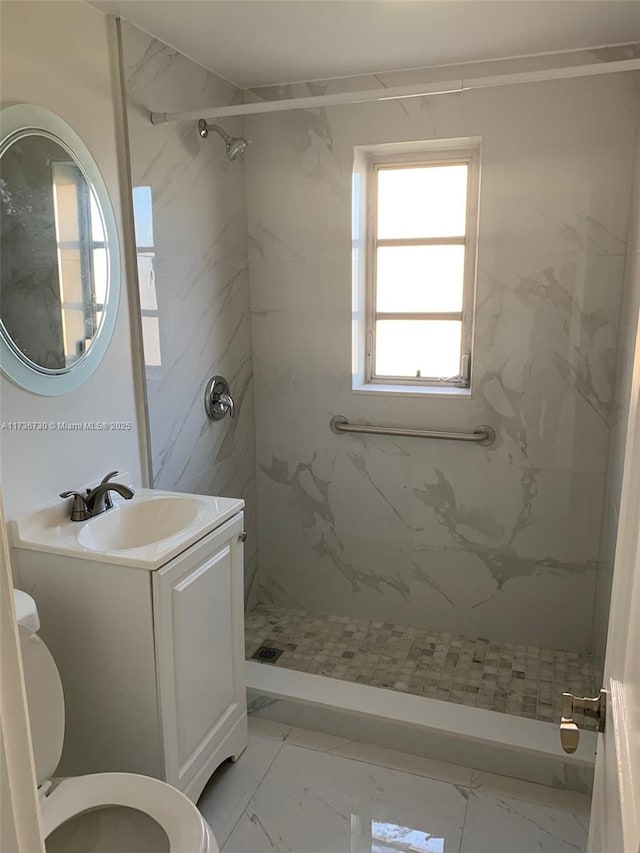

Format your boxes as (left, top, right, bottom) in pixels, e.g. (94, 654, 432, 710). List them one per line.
(17, 622, 219, 853)
(41, 772, 218, 853)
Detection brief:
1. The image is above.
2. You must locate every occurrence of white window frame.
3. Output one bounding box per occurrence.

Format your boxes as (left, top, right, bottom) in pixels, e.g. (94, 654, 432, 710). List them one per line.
(352, 137, 481, 397)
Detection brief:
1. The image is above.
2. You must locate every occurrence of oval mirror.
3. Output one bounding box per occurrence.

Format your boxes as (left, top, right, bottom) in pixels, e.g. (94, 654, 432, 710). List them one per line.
(0, 104, 120, 395)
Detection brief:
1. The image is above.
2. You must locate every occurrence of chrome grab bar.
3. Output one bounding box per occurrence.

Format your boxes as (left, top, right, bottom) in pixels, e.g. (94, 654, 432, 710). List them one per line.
(330, 415, 495, 446)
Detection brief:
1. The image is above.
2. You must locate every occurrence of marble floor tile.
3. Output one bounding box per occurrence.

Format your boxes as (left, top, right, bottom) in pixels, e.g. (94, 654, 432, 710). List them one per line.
(198, 722, 288, 847)
(221, 742, 468, 852)
(212, 726, 590, 853)
(459, 789, 590, 853)
(285, 728, 473, 786)
(246, 604, 595, 725)
(469, 770, 591, 813)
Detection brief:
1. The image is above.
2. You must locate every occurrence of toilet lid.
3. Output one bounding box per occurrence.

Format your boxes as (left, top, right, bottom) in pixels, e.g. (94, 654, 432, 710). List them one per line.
(42, 773, 217, 853)
(18, 626, 65, 787)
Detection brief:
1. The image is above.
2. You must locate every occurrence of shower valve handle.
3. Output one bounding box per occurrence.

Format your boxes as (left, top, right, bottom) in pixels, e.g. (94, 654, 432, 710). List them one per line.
(204, 375, 236, 421)
(217, 392, 235, 419)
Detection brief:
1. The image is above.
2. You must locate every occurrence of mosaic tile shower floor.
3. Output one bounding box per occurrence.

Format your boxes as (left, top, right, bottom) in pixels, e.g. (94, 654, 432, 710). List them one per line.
(245, 604, 595, 725)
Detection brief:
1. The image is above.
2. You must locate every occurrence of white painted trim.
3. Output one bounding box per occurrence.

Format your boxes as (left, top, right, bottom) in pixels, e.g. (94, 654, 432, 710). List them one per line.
(245, 660, 597, 767)
(608, 678, 638, 849)
(0, 495, 46, 852)
(588, 186, 640, 849)
(351, 383, 472, 399)
(150, 58, 640, 124)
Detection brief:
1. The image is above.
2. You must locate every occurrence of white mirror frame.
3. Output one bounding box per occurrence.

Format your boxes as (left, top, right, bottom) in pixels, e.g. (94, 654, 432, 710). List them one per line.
(0, 104, 121, 396)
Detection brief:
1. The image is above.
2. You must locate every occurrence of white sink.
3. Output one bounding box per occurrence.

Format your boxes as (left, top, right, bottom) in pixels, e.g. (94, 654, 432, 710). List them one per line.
(10, 488, 245, 570)
(77, 496, 202, 552)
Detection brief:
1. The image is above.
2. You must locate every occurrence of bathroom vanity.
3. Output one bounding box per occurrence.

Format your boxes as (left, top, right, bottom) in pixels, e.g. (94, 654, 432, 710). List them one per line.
(10, 489, 248, 803)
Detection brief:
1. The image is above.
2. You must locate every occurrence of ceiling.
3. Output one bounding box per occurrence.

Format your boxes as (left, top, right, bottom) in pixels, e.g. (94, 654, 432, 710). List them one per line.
(90, 0, 640, 88)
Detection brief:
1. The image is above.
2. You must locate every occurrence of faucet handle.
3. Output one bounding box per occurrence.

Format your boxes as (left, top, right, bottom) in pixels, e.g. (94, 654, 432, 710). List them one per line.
(59, 491, 91, 522)
(99, 471, 119, 509)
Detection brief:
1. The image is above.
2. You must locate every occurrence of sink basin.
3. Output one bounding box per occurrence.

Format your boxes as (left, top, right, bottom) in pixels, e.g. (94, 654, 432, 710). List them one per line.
(77, 496, 202, 552)
(9, 488, 245, 570)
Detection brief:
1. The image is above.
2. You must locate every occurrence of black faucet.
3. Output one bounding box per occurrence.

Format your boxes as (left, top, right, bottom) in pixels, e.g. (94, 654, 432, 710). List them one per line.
(60, 471, 135, 521)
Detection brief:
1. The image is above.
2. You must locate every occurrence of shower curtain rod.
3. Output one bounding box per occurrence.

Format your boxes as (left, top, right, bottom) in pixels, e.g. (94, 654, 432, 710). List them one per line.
(150, 57, 640, 125)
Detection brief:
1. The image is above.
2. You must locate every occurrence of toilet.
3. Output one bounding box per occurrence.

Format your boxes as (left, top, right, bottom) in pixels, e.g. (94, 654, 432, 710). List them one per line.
(14, 590, 220, 852)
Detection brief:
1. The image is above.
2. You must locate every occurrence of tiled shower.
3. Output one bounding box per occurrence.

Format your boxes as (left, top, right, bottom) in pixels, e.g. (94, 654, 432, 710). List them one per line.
(245, 604, 595, 724)
(121, 21, 640, 727)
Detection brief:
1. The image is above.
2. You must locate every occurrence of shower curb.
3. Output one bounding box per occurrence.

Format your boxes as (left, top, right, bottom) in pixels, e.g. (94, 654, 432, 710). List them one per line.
(245, 660, 595, 794)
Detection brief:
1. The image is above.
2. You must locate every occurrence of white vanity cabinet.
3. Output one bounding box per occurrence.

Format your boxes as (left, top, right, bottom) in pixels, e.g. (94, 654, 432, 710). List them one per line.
(153, 513, 247, 797)
(11, 499, 248, 804)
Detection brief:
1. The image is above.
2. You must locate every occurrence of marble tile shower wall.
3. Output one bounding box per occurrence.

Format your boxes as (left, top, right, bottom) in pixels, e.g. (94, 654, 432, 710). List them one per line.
(245, 73, 640, 651)
(120, 23, 258, 599)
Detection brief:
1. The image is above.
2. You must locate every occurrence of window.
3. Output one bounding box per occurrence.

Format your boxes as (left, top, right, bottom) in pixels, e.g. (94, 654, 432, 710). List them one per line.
(133, 185, 162, 368)
(352, 139, 480, 394)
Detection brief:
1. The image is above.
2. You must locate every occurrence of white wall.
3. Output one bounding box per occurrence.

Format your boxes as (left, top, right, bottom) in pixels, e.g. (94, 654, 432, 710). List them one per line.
(0, 2, 144, 520)
(245, 70, 640, 651)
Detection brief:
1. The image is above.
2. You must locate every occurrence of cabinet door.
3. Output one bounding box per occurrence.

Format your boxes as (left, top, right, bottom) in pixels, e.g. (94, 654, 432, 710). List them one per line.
(153, 513, 245, 793)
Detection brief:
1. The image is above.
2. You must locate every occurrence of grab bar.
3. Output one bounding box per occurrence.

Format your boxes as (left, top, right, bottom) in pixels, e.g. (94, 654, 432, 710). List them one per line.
(330, 415, 495, 446)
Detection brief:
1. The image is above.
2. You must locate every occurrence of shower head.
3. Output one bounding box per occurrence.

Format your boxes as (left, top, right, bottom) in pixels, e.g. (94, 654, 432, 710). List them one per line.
(226, 136, 248, 162)
(197, 119, 249, 161)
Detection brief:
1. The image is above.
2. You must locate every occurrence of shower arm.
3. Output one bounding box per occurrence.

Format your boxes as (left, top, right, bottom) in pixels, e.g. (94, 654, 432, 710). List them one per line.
(198, 119, 231, 143)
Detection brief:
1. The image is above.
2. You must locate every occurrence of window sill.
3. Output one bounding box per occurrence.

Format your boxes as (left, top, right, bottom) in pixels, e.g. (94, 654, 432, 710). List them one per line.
(352, 381, 472, 399)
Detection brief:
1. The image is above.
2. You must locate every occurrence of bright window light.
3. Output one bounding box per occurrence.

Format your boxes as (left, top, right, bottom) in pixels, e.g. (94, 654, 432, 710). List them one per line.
(377, 165, 468, 240)
(376, 245, 465, 314)
(353, 140, 480, 392)
(376, 319, 462, 379)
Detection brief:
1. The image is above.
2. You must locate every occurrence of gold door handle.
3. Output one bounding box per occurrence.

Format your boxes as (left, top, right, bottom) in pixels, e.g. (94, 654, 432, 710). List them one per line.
(559, 689, 606, 754)
(560, 716, 580, 754)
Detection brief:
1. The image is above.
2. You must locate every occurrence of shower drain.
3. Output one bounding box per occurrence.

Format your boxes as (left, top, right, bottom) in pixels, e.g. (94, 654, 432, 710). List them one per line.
(251, 645, 284, 664)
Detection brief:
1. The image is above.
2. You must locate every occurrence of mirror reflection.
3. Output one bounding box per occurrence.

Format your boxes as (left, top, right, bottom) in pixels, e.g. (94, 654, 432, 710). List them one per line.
(0, 132, 108, 372)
